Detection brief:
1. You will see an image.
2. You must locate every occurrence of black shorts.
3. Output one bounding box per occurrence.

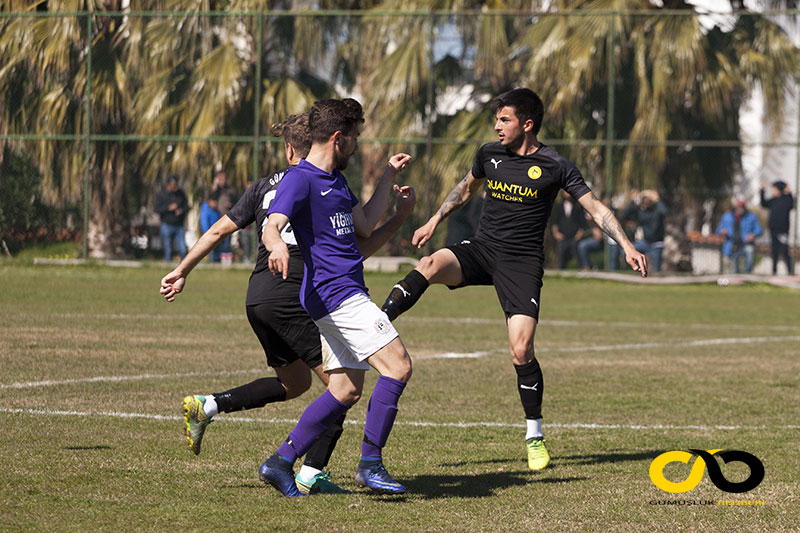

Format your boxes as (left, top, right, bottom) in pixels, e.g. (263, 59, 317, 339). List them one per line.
(246, 300, 322, 369)
(445, 238, 544, 320)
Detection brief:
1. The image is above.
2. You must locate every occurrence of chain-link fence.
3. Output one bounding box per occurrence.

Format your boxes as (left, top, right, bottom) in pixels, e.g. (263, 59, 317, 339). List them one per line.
(1, 6, 799, 273)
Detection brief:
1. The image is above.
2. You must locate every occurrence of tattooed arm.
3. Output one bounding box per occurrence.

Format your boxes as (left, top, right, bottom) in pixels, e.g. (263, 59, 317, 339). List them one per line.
(411, 170, 484, 248)
(578, 191, 648, 277)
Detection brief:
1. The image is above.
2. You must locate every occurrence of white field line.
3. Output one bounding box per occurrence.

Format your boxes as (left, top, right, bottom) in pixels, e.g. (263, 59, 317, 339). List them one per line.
(1, 407, 798, 431)
(401, 316, 800, 332)
(3, 335, 800, 391)
(0, 369, 259, 390)
(543, 335, 800, 353)
(7, 312, 800, 333)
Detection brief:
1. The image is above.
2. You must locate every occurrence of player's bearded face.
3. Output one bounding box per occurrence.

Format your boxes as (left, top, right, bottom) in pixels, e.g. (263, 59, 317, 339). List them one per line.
(494, 106, 526, 149)
(334, 129, 359, 170)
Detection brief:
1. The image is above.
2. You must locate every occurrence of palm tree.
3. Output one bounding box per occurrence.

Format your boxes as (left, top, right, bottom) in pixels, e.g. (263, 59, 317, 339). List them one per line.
(0, 0, 334, 257)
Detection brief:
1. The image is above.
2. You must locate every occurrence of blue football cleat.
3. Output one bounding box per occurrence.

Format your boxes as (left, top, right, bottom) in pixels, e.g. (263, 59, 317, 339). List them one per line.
(355, 461, 406, 494)
(259, 457, 307, 498)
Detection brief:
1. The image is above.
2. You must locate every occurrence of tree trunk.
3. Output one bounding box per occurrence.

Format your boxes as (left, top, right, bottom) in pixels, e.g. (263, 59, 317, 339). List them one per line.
(87, 144, 129, 259)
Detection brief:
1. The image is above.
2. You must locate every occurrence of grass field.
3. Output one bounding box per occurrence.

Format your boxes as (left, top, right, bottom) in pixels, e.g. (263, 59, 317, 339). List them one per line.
(1, 263, 799, 532)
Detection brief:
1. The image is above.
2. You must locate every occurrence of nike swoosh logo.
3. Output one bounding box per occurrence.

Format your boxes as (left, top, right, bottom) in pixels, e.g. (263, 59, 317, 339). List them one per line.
(320, 189, 333, 196)
(520, 384, 538, 391)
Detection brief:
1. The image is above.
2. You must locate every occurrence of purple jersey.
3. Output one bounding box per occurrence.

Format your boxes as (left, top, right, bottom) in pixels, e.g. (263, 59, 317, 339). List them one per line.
(268, 159, 367, 320)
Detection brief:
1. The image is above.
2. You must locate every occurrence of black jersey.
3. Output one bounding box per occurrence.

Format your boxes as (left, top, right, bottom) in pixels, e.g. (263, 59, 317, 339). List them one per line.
(226, 166, 304, 306)
(471, 142, 591, 254)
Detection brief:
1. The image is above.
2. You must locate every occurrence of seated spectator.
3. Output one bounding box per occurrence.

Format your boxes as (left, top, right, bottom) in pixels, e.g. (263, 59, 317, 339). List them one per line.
(623, 189, 668, 273)
(551, 192, 585, 269)
(716, 195, 763, 274)
(577, 194, 622, 271)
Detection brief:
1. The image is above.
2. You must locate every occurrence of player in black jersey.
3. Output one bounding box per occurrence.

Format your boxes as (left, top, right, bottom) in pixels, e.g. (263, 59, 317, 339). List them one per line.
(381, 88, 647, 471)
(160, 113, 416, 494)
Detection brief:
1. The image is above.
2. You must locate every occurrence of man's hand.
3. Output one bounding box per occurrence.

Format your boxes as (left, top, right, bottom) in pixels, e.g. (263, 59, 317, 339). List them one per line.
(625, 249, 648, 278)
(387, 153, 412, 175)
(160, 269, 186, 302)
(412, 215, 441, 248)
(394, 184, 416, 218)
(268, 242, 291, 279)
(168, 202, 178, 211)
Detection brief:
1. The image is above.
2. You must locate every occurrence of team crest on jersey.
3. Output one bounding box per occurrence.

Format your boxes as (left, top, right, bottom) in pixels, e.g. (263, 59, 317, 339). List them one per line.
(374, 318, 390, 334)
(528, 165, 542, 180)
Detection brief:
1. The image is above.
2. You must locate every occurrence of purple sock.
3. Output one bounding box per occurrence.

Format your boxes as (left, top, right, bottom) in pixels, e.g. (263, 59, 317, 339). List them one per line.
(277, 390, 349, 462)
(361, 375, 407, 460)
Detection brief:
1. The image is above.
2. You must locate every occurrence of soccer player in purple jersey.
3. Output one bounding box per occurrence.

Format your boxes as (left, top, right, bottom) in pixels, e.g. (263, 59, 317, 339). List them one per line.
(159, 113, 415, 494)
(260, 98, 414, 497)
(381, 88, 647, 471)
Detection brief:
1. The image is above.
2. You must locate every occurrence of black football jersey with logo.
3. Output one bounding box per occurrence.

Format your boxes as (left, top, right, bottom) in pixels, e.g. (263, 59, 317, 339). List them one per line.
(226, 166, 304, 306)
(471, 142, 591, 254)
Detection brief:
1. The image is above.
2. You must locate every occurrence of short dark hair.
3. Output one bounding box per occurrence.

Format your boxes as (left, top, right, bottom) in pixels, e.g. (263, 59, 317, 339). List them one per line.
(308, 98, 364, 144)
(491, 88, 544, 135)
(165, 174, 179, 186)
(270, 113, 311, 158)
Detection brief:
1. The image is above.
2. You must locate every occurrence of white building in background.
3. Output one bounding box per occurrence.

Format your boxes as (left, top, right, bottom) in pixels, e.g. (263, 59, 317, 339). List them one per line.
(737, 8, 800, 274)
(689, 0, 799, 273)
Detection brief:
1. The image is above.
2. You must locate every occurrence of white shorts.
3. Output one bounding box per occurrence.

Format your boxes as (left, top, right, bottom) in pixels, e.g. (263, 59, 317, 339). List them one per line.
(315, 292, 399, 371)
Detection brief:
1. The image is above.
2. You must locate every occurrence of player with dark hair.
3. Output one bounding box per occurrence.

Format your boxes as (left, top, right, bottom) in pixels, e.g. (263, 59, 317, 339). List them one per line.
(159, 112, 415, 495)
(259, 98, 414, 497)
(380, 88, 647, 471)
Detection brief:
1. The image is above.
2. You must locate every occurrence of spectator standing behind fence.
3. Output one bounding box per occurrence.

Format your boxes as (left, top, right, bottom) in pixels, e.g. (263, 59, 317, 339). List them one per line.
(760, 181, 794, 275)
(207, 170, 235, 264)
(154, 175, 189, 262)
(551, 193, 585, 269)
(200, 191, 223, 263)
(716, 195, 763, 274)
(622, 189, 668, 273)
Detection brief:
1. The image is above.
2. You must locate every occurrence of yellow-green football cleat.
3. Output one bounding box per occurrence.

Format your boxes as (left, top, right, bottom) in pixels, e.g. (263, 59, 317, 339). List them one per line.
(182, 395, 212, 455)
(526, 437, 550, 471)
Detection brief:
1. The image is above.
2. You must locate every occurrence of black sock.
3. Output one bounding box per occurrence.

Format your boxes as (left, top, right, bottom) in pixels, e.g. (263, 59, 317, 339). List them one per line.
(381, 269, 429, 321)
(514, 359, 543, 419)
(213, 377, 287, 413)
(302, 413, 346, 470)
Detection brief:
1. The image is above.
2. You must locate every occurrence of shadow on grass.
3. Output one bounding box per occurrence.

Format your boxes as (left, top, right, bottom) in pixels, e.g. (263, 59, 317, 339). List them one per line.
(406, 471, 588, 499)
(559, 450, 661, 466)
(437, 458, 518, 468)
(64, 445, 113, 450)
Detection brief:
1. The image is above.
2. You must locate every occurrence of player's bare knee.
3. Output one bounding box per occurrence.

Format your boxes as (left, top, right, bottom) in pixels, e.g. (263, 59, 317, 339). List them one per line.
(415, 256, 436, 278)
(386, 353, 413, 382)
(510, 342, 533, 365)
(335, 384, 362, 406)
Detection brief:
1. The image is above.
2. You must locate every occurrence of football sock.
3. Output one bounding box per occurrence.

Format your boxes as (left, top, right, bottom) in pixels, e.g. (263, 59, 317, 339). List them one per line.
(202, 395, 219, 417)
(361, 375, 407, 460)
(297, 464, 322, 482)
(213, 377, 287, 413)
(265, 452, 294, 471)
(276, 390, 350, 463)
(526, 418, 543, 440)
(303, 413, 346, 470)
(515, 359, 543, 420)
(381, 269, 429, 321)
